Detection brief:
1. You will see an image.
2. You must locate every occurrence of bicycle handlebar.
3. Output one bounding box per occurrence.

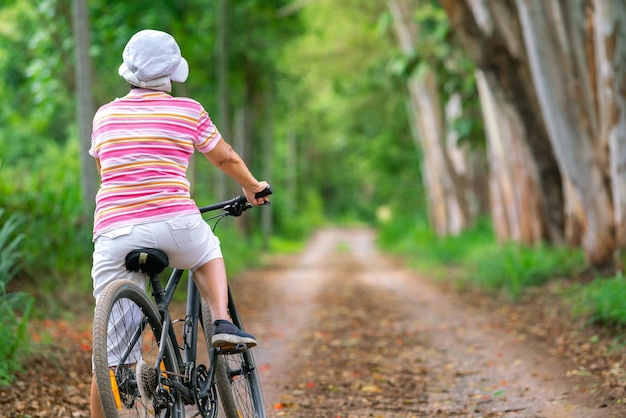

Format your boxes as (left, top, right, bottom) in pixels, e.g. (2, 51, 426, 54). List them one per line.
(198, 186, 273, 216)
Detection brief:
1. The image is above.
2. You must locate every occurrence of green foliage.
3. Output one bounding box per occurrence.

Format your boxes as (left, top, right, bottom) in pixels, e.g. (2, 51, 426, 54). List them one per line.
(278, 0, 418, 220)
(0, 209, 33, 385)
(0, 292, 32, 385)
(87, 0, 225, 107)
(0, 1, 75, 148)
(0, 138, 92, 290)
(271, 190, 325, 241)
(573, 274, 626, 327)
(384, 1, 484, 150)
(379, 214, 586, 300)
(269, 236, 306, 254)
(468, 242, 585, 299)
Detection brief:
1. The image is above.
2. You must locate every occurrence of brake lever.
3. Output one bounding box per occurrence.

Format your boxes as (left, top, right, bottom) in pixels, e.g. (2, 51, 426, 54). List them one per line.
(224, 193, 271, 217)
(224, 201, 245, 217)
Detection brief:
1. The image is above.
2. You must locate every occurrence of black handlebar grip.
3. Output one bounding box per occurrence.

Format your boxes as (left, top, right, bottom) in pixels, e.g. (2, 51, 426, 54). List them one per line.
(255, 185, 273, 199)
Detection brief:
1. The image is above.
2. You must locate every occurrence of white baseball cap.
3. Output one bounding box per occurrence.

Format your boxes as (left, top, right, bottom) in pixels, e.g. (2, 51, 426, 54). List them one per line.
(118, 29, 189, 91)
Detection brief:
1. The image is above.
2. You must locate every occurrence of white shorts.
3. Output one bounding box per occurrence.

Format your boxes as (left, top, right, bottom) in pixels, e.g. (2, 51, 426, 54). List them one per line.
(91, 213, 222, 367)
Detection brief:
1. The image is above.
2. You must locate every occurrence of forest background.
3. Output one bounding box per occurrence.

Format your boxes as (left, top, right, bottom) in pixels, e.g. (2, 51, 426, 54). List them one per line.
(1, 0, 626, 384)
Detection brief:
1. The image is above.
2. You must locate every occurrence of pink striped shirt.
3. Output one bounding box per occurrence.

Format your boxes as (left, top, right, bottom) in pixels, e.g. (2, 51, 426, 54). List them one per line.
(90, 88, 221, 240)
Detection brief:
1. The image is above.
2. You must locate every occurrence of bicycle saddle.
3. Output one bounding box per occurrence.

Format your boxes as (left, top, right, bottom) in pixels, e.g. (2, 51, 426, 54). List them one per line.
(125, 248, 169, 276)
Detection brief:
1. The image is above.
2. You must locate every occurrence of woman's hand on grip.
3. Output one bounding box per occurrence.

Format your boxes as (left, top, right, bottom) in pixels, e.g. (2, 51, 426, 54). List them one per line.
(244, 181, 271, 206)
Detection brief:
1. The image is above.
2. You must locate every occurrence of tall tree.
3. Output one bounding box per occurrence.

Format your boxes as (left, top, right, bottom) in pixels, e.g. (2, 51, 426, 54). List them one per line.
(71, 0, 97, 221)
(216, 0, 230, 200)
(388, 0, 480, 236)
(594, 0, 626, 249)
(516, 0, 617, 266)
(440, 0, 564, 245)
(441, 0, 626, 267)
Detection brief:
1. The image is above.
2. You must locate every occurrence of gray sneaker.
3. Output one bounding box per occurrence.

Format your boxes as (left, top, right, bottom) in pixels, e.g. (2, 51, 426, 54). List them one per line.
(212, 320, 257, 349)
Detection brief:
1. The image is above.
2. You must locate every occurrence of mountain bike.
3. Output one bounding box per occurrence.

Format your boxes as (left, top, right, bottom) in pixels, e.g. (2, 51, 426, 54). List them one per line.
(92, 188, 271, 418)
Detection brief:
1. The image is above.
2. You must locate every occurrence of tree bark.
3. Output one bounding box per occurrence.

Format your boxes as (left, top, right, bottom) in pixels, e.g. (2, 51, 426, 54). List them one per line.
(476, 70, 546, 244)
(388, 0, 472, 236)
(261, 84, 274, 249)
(516, 0, 615, 266)
(216, 0, 229, 200)
(440, 0, 564, 244)
(71, 0, 98, 224)
(594, 0, 626, 249)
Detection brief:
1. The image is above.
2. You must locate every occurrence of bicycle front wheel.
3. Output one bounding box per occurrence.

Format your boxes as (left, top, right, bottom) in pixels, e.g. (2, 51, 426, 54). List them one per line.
(93, 279, 185, 418)
(200, 299, 266, 418)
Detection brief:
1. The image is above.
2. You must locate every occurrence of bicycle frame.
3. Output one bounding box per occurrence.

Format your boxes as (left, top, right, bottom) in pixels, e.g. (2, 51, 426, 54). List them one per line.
(150, 266, 218, 406)
(113, 267, 201, 403)
(129, 191, 270, 411)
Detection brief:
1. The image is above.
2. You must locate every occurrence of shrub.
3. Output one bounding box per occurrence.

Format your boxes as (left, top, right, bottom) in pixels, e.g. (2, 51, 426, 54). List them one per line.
(469, 242, 585, 299)
(0, 139, 93, 292)
(0, 209, 33, 385)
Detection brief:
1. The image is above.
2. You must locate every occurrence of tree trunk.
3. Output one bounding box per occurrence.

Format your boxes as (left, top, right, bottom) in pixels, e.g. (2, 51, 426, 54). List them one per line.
(285, 127, 298, 215)
(261, 86, 274, 249)
(71, 0, 98, 224)
(445, 94, 488, 228)
(388, 0, 472, 236)
(215, 0, 229, 200)
(594, 0, 626, 249)
(476, 70, 546, 244)
(516, 0, 615, 266)
(440, 0, 565, 245)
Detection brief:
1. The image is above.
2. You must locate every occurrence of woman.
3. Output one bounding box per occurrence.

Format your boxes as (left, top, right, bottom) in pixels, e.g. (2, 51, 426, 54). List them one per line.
(89, 29, 269, 416)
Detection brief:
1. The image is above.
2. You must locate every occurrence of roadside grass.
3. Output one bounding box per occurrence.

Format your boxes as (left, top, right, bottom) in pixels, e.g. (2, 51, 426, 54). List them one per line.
(377, 214, 626, 327)
(270, 236, 307, 254)
(572, 273, 626, 328)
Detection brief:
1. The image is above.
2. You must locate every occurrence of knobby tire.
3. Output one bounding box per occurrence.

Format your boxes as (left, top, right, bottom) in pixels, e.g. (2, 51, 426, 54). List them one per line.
(200, 300, 266, 418)
(92, 279, 184, 418)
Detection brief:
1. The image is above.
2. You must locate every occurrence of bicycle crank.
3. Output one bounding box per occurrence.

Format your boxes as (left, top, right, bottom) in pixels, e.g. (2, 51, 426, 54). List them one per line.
(194, 364, 218, 418)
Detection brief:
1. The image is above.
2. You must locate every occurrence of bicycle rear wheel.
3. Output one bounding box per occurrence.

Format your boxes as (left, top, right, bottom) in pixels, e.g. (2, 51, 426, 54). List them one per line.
(200, 299, 266, 418)
(93, 279, 185, 418)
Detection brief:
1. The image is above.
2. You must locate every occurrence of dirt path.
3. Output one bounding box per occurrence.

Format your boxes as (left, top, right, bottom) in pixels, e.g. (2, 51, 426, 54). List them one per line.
(3, 226, 626, 417)
(232, 227, 626, 417)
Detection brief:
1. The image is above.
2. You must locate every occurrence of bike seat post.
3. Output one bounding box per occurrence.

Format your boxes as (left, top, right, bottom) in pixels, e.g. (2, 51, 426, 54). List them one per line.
(149, 273, 165, 303)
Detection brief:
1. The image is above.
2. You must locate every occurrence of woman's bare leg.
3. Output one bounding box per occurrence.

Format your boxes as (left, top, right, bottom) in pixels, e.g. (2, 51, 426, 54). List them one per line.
(90, 374, 104, 418)
(192, 257, 230, 321)
(192, 257, 256, 347)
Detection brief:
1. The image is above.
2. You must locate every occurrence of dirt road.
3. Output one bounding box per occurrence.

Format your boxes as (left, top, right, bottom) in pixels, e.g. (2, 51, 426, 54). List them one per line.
(232, 227, 626, 417)
(3, 226, 626, 417)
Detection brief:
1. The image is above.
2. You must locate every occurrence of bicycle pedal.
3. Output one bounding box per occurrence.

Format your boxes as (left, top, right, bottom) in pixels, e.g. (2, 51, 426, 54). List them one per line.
(218, 342, 247, 354)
